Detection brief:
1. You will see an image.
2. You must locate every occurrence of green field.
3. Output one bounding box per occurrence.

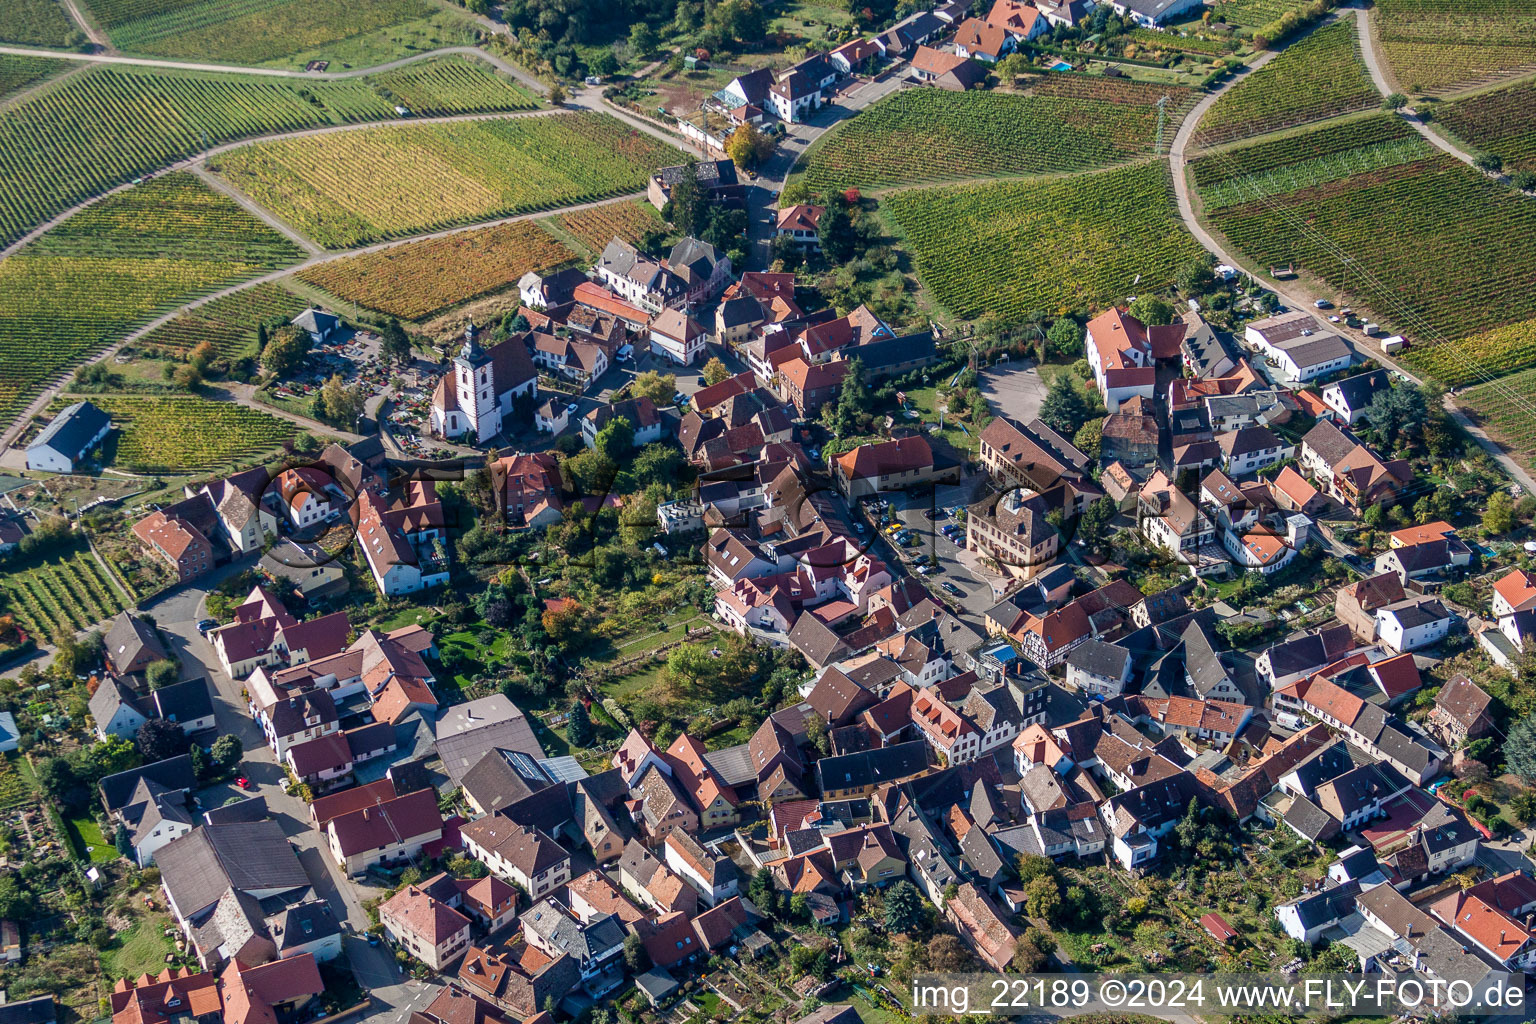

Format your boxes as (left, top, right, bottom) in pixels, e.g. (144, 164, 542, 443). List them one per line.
(0, 59, 538, 249)
(1375, 0, 1536, 94)
(212, 112, 688, 248)
(70, 392, 298, 472)
(795, 78, 1197, 193)
(1191, 112, 1419, 186)
(135, 280, 309, 359)
(884, 160, 1204, 325)
(0, 53, 68, 98)
(367, 56, 539, 116)
(1438, 79, 1536, 173)
(0, 0, 76, 46)
(83, 0, 478, 68)
(1404, 318, 1536, 387)
(1198, 21, 1376, 146)
(0, 173, 305, 426)
(0, 542, 127, 639)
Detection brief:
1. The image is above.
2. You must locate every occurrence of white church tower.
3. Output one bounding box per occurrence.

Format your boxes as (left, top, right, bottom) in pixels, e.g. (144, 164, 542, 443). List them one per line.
(454, 321, 502, 444)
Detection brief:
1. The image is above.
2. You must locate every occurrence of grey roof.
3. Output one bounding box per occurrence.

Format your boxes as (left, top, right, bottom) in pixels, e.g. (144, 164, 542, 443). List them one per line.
(89, 677, 145, 730)
(0, 995, 58, 1024)
(718, 295, 765, 329)
(1181, 620, 1229, 696)
(1282, 880, 1360, 930)
(816, 740, 929, 793)
(1279, 332, 1350, 370)
(1286, 743, 1356, 796)
(657, 159, 737, 188)
(1113, 0, 1196, 17)
(100, 753, 196, 812)
(462, 747, 556, 815)
(271, 899, 341, 953)
(157, 821, 307, 919)
(434, 694, 543, 784)
(1181, 317, 1235, 376)
(29, 400, 109, 459)
(958, 826, 1007, 881)
(152, 678, 214, 725)
(1380, 596, 1451, 630)
(634, 966, 680, 1002)
(292, 308, 340, 335)
(988, 822, 1044, 858)
(703, 741, 756, 788)
(105, 613, 166, 670)
(203, 795, 269, 826)
(668, 236, 723, 278)
(1301, 420, 1360, 468)
(858, 331, 936, 374)
(1066, 639, 1131, 678)
(1327, 369, 1390, 413)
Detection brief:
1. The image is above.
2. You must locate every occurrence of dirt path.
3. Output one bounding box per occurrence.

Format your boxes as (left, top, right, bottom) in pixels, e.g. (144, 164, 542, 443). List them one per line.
(57, 0, 109, 50)
(215, 383, 363, 442)
(190, 165, 322, 255)
(1350, 5, 1477, 170)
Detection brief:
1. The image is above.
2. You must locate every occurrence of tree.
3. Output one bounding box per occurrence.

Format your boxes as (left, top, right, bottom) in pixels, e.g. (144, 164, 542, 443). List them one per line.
(595, 416, 635, 463)
(381, 318, 413, 363)
(701, 357, 730, 387)
(803, 712, 830, 756)
(1506, 713, 1536, 783)
(316, 374, 366, 429)
(566, 701, 594, 747)
(1484, 489, 1516, 536)
(1039, 373, 1089, 436)
(822, 356, 868, 437)
(1382, 92, 1407, 110)
(1177, 256, 1217, 296)
(618, 493, 658, 546)
(1076, 495, 1118, 554)
(667, 158, 706, 236)
(726, 121, 774, 169)
(633, 443, 683, 489)
(260, 326, 311, 376)
(631, 370, 677, 405)
(211, 734, 243, 771)
(1010, 928, 1054, 973)
(883, 880, 925, 934)
(927, 934, 973, 972)
(1513, 170, 1536, 193)
(817, 197, 856, 263)
(629, 22, 658, 57)
(1073, 418, 1103, 460)
(549, 83, 567, 105)
(1128, 294, 1176, 326)
(564, 449, 617, 498)
(114, 821, 133, 858)
(1509, 790, 1536, 826)
(1365, 384, 1428, 439)
(1023, 874, 1061, 924)
(622, 931, 649, 971)
(137, 718, 187, 762)
(589, 50, 619, 76)
(35, 757, 77, 805)
(1474, 152, 1504, 173)
(1045, 316, 1083, 359)
(145, 658, 179, 690)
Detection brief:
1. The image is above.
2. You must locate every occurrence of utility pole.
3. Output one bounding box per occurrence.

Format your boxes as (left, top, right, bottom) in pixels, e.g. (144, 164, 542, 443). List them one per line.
(1154, 94, 1170, 156)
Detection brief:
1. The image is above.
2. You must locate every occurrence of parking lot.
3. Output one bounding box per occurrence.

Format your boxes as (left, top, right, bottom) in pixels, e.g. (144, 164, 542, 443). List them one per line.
(855, 480, 1003, 621)
(979, 360, 1050, 424)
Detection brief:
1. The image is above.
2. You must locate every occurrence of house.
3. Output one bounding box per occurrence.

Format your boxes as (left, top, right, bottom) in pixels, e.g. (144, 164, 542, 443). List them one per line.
(1086, 308, 1154, 412)
(518, 267, 589, 310)
(964, 487, 1059, 580)
(817, 740, 928, 799)
(1271, 465, 1325, 515)
(325, 787, 443, 876)
(1334, 572, 1406, 642)
(1321, 369, 1391, 425)
(221, 954, 325, 1024)
(435, 694, 543, 786)
(114, 776, 195, 866)
(1375, 596, 1453, 653)
(1217, 425, 1293, 476)
(259, 540, 346, 600)
(1299, 421, 1412, 510)
(650, 308, 709, 365)
(909, 45, 970, 82)
(663, 830, 739, 906)
(111, 969, 221, 1024)
(89, 677, 151, 740)
(26, 400, 111, 472)
(1137, 470, 1215, 563)
(132, 496, 217, 582)
(769, 54, 837, 121)
(776, 357, 849, 416)
(830, 37, 881, 74)
(833, 436, 950, 499)
(977, 415, 1093, 496)
(597, 238, 682, 312)
(530, 331, 608, 388)
(459, 818, 571, 899)
(0, 995, 55, 1024)
(1065, 640, 1133, 699)
(1256, 625, 1355, 689)
(155, 821, 309, 936)
(1100, 396, 1160, 467)
(1244, 311, 1352, 383)
(1429, 675, 1494, 748)
(874, 12, 945, 56)
(1375, 541, 1468, 585)
(429, 323, 539, 445)
(953, 18, 1014, 62)
(668, 237, 732, 305)
(1276, 882, 1360, 943)
(354, 482, 450, 597)
(379, 883, 472, 970)
(456, 943, 581, 1019)
(775, 205, 824, 249)
(945, 882, 1018, 971)
(1107, 0, 1207, 25)
(522, 899, 626, 987)
(647, 159, 740, 210)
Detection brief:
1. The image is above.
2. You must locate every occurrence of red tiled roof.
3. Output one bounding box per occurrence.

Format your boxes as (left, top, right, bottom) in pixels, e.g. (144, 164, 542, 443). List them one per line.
(327, 787, 442, 857)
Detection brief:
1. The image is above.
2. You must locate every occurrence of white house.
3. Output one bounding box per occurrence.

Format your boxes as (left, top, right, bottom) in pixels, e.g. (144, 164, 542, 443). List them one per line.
(292, 308, 341, 343)
(1106, 0, 1206, 28)
(663, 831, 738, 907)
(1064, 640, 1132, 699)
(775, 205, 824, 250)
(429, 323, 539, 445)
(26, 401, 111, 473)
(1244, 311, 1352, 383)
(535, 397, 571, 435)
(1217, 426, 1293, 477)
(1376, 596, 1453, 653)
(1321, 369, 1390, 426)
(1086, 308, 1155, 413)
(650, 308, 708, 366)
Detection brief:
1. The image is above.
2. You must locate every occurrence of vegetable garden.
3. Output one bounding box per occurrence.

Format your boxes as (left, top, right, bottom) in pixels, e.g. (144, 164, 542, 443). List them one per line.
(1438, 80, 1536, 173)
(552, 199, 664, 255)
(1206, 152, 1536, 352)
(0, 0, 75, 46)
(136, 280, 308, 359)
(64, 393, 297, 472)
(0, 541, 127, 639)
(1197, 21, 1377, 146)
(84, 0, 452, 67)
(883, 161, 1204, 326)
(0, 173, 304, 428)
(300, 221, 578, 321)
(212, 112, 686, 248)
(795, 80, 1196, 193)
(1374, 0, 1536, 93)
(0, 53, 67, 99)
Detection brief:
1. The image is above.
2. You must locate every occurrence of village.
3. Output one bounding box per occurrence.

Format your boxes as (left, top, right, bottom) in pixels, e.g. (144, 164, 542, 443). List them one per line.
(0, 0, 1535, 1023)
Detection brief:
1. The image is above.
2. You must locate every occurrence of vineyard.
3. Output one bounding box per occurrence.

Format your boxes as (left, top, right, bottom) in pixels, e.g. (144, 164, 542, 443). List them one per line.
(67, 393, 297, 472)
(1211, 0, 1311, 29)
(1197, 21, 1377, 146)
(1402, 318, 1536, 387)
(301, 221, 578, 321)
(1207, 153, 1536, 352)
(796, 81, 1196, 193)
(1191, 113, 1418, 187)
(1438, 80, 1536, 173)
(1198, 134, 1429, 208)
(0, 53, 67, 98)
(212, 112, 686, 248)
(552, 199, 664, 255)
(1375, 0, 1536, 93)
(0, 542, 127, 640)
(0, 173, 305, 427)
(0, 0, 75, 46)
(1459, 361, 1536, 462)
(883, 161, 1203, 325)
(85, 0, 455, 67)
(366, 57, 538, 116)
(136, 281, 309, 359)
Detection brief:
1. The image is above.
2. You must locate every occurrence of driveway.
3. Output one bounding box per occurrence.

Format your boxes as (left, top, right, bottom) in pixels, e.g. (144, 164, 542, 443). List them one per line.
(979, 360, 1050, 424)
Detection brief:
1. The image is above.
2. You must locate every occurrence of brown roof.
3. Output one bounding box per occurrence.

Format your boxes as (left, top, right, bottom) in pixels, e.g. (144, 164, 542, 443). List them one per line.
(836, 436, 933, 482)
(911, 45, 969, 76)
(327, 787, 442, 857)
(1435, 675, 1493, 730)
(461, 818, 569, 878)
(382, 884, 472, 945)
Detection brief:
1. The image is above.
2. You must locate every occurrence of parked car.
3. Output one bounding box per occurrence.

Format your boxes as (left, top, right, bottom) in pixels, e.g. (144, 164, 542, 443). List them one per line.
(940, 581, 964, 597)
(197, 618, 218, 634)
(1314, 299, 1334, 309)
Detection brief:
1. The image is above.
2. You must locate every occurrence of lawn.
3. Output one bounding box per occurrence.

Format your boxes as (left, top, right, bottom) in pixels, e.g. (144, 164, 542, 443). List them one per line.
(212, 112, 688, 248)
(100, 915, 176, 981)
(65, 815, 116, 863)
(883, 160, 1204, 328)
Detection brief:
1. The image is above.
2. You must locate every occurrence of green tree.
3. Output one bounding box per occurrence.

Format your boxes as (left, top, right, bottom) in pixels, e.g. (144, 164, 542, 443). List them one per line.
(1484, 489, 1516, 536)
(1177, 256, 1216, 295)
(631, 370, 677, 405)
(595, 416, 636, 463)
(145, 658, 179, 690)
(90, 736, 140, 778)
(316, 374, 366, 429)
(633, 443, 683, 489)
(1506, 713, 1536, 783)
(137, 718, 187, 762)
(702, 357, 730, 386)
(667, 158, 706, 236)
(803, 712, 830, 756)
(622, 931, 649, 971)
(1039, 373, 1088, 436)
(629, 22, 658, 57)
(381, 317, 413, 363)
(564, 449, 617, 498)
(822, 356, 868, 437)
(883, 880, 925, 934)
(1076, 495, 1118, 554)
(726, 121, 774, 169)
(817, 197, 857, 263)
(1023, 874, 1061, 923)
(1365, 385, 1428, 439)
(1128, 294, 1175, 326)
(1382, 92, 1407, 110)
(260, 326, 311, 376)
(1073, 418, 1103, 460)
(211, 734, 243, 771)
(619, 494, 658, 546)
(1045, 316, 1083, 359)
(114, 821, 133, 858)
(566, 701, 595, 747)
